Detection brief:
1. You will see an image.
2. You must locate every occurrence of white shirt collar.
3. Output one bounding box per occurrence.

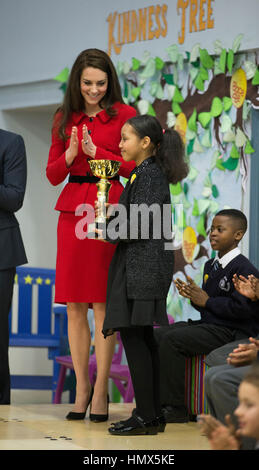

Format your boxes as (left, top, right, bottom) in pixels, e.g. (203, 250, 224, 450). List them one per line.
(213, 247, 241, 269)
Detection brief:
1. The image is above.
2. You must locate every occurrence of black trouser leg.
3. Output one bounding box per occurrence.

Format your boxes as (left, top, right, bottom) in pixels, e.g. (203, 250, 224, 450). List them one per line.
(0, 268, 15, 404)
(119, 326, 161, 422)
(154, 321, 235, 407)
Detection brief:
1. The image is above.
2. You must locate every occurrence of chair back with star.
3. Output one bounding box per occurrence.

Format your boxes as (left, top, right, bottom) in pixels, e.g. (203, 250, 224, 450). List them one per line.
(9, 266, 68, 398)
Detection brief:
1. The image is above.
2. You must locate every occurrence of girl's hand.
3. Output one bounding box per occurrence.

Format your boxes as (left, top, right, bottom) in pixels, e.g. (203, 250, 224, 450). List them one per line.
(65, 126, 78, 167)
(82, 125, 96, 159)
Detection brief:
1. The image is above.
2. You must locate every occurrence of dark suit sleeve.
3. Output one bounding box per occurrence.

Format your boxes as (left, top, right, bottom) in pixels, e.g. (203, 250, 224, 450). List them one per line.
(0, 135, 27, 212)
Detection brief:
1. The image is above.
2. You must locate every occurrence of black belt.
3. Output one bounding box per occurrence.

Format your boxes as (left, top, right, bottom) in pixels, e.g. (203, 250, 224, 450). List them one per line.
(69, 174, 119, 184)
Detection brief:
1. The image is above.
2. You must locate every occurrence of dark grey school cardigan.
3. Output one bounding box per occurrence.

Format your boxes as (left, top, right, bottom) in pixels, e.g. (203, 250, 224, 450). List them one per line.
(105, 156, 174, 300)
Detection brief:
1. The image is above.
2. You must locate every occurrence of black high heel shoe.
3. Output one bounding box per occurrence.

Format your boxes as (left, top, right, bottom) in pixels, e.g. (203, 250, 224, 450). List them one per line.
(66, 386, 94, 420)
(90, 394, 109, 422)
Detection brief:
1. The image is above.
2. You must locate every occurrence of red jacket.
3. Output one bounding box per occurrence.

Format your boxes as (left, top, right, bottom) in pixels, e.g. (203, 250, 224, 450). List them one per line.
(46, 102, 136, 212)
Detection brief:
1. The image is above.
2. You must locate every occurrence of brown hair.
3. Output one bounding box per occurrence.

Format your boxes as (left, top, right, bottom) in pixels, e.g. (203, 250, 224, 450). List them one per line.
(54, 49, 123, 140)
(243, 361, 259, 389)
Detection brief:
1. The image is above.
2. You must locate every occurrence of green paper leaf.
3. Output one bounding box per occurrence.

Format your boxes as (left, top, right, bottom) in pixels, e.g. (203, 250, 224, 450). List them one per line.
(211, 97, 223, 117)
(209, 201, 219, 214)
(198, 199, 211, 214)
(132, 57, 141, 71)
(150, 82, 164, 99)
(232, 34, 243, 53)
(230, 144, 240, 159)
(170, 182, 182, 195)
(140, 58, 156, 78)
(199, 48, 214, 69)
(235, 128, 247, 148)
(166, 44, 179, 63)
(131, 87, 141, 100)
(183, 182, 189, 195)
(227, 50, 234, 73)
(187, 109, 197, 132)
(200, 67, 209, 80)
(193, 136, 204, 153)
(216, 156, 226, 171)
(220, 114, 232, 133)
(147, 103, 156, 117)
(243, 61, 257, 80)
(163, 73, 174, 85)
(172, 101, 182, 115)
(219, 49, 227, 73)
(187, 166, 198, 182)
(214, 40, 223, 55)
(155, 57, 164, 70)
(123, 81, 128, 98)
(192, 198, 200, 216)
(223, 96, 232, 112)
(223, 130, 236, 143)
(190, 66, 199, 82)
(245, 140, 255, 154)
(54, 67, 70, 83)
(187, 138, 195, 155)
(173, 86, 184, 103)
(137, 99, 149, 114)
(212, 184, 219, 198)
(201, 129, 212, 148)
(202, 187, 212, 198)
(252, 68, 259, 85)
(190, 43, 201, 63)
(59, 82, 67, 94)
(194, 73, 205, 91)
(222, 157, 239, 170)
(166, 111, 176, 128)
(197, 215, 207, 238)
(198, 112, 212, 128)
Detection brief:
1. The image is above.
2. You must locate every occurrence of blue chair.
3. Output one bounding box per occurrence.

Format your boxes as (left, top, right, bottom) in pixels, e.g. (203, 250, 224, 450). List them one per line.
(9, 266, 68, 400)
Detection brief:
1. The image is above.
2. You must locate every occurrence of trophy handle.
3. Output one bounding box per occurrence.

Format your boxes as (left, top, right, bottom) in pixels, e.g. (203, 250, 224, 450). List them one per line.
(95, 179, 111, 223)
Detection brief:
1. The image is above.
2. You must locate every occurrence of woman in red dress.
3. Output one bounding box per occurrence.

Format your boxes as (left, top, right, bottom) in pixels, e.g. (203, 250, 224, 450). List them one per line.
(46, 49, 136, 420)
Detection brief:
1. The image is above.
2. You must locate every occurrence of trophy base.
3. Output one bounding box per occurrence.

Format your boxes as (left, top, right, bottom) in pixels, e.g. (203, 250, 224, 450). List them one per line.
(87, 222, 106, 239)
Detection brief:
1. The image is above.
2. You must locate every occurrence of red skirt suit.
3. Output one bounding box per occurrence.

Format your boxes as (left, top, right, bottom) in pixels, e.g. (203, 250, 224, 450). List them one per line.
(46, 102, 136, 303)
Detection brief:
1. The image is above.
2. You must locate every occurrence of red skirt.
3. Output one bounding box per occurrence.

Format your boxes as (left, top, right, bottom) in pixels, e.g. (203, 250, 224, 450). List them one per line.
(54, 181, 123, 304)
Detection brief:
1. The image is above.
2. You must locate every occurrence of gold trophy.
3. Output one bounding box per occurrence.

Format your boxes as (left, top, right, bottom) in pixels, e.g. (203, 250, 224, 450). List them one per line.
(88, 159, 121, 237)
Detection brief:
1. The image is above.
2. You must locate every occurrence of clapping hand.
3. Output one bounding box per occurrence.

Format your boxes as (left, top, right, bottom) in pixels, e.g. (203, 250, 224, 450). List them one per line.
(65, 126, 79, 167)
(198, 414, 240, 450)
(174, 276, 209, 307)
(227, 337, 259, 366)
(82, 124, 96, 158)
(233, 274, 259, 301)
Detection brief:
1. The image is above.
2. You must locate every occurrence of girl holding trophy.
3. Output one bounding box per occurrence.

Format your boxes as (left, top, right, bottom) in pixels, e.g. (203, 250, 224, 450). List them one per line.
(97, 115, 188, 435)
(46, 49, 136, 421)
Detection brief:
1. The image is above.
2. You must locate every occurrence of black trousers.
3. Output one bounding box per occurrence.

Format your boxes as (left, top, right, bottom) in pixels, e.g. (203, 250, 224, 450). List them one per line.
(0, 268, 15, 404)
(119, 326, 161, 422)
(154, 320, 236, 407)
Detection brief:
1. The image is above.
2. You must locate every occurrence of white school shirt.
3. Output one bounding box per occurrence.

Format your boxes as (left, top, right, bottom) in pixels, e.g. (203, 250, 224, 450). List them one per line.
(212, 247, 241, 269)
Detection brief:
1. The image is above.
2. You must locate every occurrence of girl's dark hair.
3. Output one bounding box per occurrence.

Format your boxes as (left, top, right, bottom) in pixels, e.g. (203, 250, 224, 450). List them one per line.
(127, 115, 188, 184)
(54, 48, 124, 140)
